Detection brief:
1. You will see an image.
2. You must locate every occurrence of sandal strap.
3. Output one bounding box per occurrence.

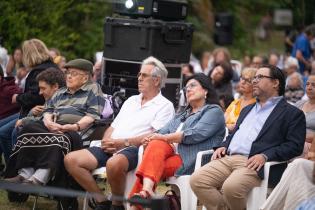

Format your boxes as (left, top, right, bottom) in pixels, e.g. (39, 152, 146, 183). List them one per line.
(140, 190, 150, 198)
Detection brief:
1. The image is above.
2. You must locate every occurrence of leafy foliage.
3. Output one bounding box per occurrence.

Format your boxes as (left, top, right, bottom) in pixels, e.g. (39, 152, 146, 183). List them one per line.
(0, 0, 111, 60)
(0, 0, 314, 61)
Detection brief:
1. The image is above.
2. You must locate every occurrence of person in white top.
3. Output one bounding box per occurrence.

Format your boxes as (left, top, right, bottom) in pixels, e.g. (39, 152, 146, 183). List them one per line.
(64, 56, 174, 210)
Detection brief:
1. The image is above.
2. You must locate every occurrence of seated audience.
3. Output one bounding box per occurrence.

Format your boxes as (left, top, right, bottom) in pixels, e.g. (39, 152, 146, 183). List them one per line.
(15, 64, 28, 90)
(268, 52, 280, 67)
(0, 66, 22, 163)
(5, 59, 104, 189)
(225, 67, 257, 132)
(260, 139, 315, 210)
(242, 55, 252, 68)
(0, 65, 22, 120)
(209, 61, 234, 109)
(295, 75, 315, 158)
(93, 60, 102, 84)
(194, 51, 212, 75)
(284, 56, 299, 77)
(190, 64, 306, 210)
(251, 55, 264, 68)
(128, 73, 226, 210)
(312, 60, 315, 75)
(285, 72, 304, 104)
(13, 38, 59, 118)
(11, 67, 65, 146)
(178, 64, 194, 112)
(5, 47, 23, 77)
(0, 38, 58, 163)
(64, 56, 175, 210)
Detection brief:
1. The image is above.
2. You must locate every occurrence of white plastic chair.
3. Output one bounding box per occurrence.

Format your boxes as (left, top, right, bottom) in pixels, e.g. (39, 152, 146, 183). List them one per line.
(165, 150, 214, 210)
(201, 161, 286, 210)
(90, 141, 144, 209)
(246, 161, 286, 210)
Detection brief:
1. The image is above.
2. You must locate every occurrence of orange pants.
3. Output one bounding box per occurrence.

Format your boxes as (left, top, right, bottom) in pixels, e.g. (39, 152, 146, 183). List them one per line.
(129, 140, 182, 197)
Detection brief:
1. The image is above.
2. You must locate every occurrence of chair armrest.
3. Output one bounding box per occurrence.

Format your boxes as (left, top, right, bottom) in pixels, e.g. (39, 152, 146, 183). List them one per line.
(194, 150, 214, 171)
(94, 118, 113, 126)
(264, 161, 287, 181)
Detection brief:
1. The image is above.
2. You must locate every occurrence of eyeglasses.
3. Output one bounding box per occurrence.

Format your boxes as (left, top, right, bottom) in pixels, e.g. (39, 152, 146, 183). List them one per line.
(240, 76, 252, 84)
(252, 74, 274, 82)
(137, 72, 153, 78)
(65, 70, 87, 77)
(183, 82, 199, 92)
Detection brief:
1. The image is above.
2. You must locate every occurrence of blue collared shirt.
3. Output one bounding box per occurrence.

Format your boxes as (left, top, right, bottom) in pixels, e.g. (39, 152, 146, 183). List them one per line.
(228, 96, 283, 156)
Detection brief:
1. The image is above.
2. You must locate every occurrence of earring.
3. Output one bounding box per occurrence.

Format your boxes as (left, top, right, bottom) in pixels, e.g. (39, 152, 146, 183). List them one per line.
(204, 93, 207, 99)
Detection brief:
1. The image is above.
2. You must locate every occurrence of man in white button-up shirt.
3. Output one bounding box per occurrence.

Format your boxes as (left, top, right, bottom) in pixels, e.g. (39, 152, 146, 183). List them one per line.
(64, 56, 174, 210)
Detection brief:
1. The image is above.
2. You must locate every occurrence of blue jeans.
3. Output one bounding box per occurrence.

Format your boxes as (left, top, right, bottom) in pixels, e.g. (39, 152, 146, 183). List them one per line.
(0, 113, 19, 163)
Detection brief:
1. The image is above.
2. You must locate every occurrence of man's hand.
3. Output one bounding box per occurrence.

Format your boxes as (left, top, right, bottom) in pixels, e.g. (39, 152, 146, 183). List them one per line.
(31, 105, 45, 116)
(15, 119, 23, 127)
(246, 154, 266, 171)
(211, 147, 226, 160)
(44, 119, 63, 133)
(60, 124, 77, 133)
(101, 138, 124, 154)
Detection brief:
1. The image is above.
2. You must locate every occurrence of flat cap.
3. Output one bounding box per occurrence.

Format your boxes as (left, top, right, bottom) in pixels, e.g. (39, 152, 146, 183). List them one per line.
(64, 59, 93, 74)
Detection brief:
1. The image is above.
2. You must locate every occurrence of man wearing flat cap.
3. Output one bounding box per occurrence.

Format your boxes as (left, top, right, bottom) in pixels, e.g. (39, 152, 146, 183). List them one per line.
(4, 58, 105, 209)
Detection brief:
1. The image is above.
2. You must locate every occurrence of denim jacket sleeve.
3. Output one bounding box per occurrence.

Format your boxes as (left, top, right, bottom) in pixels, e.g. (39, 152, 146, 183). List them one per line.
(181, 105, 225, 145)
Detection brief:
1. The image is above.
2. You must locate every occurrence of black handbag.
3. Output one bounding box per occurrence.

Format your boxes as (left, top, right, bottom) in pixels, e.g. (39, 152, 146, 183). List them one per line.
(164, 190, 181, 210)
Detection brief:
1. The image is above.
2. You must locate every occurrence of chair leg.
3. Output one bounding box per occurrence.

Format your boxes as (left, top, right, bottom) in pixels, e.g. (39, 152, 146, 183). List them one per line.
(82, 193, 88, 210)
(32, 195, 38, 210)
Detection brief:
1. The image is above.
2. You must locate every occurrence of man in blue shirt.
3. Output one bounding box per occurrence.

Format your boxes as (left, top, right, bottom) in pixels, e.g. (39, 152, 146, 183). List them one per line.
(291, 25, 315, 75)
(190, 64, 306, 210)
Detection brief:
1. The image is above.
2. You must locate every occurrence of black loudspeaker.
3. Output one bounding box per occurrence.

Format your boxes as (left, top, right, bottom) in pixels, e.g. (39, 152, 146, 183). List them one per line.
(103, 17, 194, 64)
(214, 13, 233, 45)
(101, 58, 182, 108)
(112, 0, 188, 21)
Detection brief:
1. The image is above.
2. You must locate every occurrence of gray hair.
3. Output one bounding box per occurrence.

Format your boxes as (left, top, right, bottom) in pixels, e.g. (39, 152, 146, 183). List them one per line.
(142, 56, 168, 88)
(286, 72, 303, 88)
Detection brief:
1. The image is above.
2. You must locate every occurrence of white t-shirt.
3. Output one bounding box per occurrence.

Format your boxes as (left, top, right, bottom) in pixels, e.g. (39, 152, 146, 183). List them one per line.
(111, 92, 175, 139)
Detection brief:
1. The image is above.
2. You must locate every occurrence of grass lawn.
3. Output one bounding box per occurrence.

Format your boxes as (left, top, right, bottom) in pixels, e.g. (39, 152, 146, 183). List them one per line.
(0, 182, 173, 210)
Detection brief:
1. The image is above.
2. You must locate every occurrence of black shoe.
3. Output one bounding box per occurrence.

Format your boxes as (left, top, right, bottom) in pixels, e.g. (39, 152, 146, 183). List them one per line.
(110, 205, 125, 210)
(57, 197, 78, 210)
(94, 200, 112, 210)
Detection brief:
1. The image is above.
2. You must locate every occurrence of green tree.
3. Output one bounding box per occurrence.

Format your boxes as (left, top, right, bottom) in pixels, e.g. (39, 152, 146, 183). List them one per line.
(0, 0, 111, 60)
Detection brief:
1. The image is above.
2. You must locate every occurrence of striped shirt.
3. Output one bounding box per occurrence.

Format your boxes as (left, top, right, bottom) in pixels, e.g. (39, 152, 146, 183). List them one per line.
(44, 81, 105, 137)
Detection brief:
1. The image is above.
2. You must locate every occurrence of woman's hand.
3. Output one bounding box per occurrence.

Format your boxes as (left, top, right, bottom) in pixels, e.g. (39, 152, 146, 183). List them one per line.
(148, 133, 168, 142)
(141, 136, 151, 147)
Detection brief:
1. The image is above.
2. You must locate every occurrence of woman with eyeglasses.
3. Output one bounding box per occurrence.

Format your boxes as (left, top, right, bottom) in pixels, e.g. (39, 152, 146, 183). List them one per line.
(128, 73, 226, 208)
(225, 67, 257, 132)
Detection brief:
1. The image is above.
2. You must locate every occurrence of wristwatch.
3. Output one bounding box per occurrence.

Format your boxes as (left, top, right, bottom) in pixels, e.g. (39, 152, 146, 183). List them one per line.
(124, 139, 130, 147)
